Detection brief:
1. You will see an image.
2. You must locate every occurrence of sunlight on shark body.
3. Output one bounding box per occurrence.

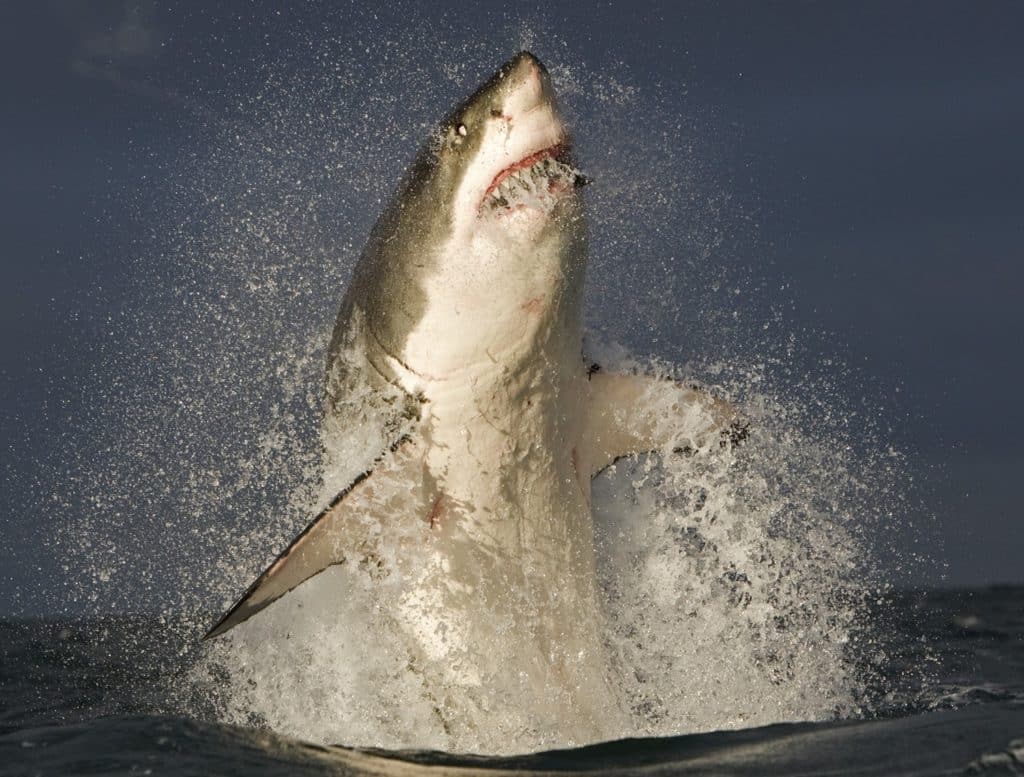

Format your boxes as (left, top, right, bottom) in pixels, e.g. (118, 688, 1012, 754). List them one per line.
(203, 52, 744, 746)
(74, 43, 905, 754)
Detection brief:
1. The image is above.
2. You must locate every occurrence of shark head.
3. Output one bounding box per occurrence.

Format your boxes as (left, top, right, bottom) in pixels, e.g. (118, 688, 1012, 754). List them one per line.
(340, 52, 587, 382)
(411, 51, 585, 240)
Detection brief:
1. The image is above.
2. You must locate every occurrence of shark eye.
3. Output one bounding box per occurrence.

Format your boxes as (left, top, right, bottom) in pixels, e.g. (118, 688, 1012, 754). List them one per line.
(456, 123, 468, 137)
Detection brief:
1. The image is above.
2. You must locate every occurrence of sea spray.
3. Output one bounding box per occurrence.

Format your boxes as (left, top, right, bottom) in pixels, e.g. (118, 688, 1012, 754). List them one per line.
(595, 363, 870, 736)
(191, 352, 880, 754)
(39, 15, 907, 755)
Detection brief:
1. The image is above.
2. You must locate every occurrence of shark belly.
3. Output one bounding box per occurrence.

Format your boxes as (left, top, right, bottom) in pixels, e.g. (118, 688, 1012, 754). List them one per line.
(378, 214, 612, 722)
(386, 352, 617, 732)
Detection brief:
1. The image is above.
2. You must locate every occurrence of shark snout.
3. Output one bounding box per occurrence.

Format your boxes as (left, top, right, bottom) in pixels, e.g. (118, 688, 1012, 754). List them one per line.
(507, 51, 549, 82)
(501, 51, 555, 114)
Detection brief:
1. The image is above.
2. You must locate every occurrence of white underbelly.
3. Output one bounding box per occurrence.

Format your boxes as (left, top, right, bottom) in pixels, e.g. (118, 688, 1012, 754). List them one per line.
(386, 362, 609, 707)
(359, 227, 613, 724)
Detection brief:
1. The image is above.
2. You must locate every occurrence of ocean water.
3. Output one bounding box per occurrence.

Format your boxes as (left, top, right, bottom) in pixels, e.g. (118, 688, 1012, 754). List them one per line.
(3, 587, 1023, 776)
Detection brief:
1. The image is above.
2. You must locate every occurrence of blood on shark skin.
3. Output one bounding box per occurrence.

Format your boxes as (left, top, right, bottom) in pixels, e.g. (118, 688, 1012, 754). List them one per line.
(206, 52, 746, 740)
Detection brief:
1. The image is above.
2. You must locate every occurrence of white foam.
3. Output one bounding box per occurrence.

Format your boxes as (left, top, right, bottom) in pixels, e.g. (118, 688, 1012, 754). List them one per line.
(180, 346, 876, 754)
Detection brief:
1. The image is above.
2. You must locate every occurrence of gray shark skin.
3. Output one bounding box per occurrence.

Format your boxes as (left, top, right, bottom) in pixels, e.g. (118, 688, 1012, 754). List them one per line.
(206, 52, 741, 740)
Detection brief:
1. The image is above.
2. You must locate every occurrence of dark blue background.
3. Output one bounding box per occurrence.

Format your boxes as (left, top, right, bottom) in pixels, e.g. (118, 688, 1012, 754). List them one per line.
(2, 1, 1022, 611)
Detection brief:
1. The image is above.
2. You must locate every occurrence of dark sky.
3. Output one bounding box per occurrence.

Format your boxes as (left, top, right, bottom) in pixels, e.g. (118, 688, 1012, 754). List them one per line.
(2, 1, 1022, 613)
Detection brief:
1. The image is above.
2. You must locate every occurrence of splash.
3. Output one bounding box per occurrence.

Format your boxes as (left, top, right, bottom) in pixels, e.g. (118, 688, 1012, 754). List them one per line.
(594, 361, 869, 735)
(185, 346, 882, 754)
(39, 6, 915, 757)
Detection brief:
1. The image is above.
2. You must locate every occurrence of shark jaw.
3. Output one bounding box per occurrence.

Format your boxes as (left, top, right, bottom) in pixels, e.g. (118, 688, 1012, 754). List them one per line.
(480, 145, 585, 220)
(441, 52, 585, 235)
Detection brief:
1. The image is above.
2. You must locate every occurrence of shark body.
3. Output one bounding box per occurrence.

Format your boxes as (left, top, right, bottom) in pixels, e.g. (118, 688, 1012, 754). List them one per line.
(207, 52, 739, 739)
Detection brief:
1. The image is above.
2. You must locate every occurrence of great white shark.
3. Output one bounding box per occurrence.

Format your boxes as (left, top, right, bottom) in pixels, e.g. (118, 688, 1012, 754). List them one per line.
(206, 52, 744, 736)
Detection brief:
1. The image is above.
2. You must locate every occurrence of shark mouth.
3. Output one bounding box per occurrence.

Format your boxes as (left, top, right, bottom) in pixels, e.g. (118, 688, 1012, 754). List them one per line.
(481, 145, 586, 215)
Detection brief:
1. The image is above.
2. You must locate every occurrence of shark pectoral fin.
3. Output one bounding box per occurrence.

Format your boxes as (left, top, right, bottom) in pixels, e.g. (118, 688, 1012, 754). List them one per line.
(204, 437, 431, 639)
(583, 368, 747, 476)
